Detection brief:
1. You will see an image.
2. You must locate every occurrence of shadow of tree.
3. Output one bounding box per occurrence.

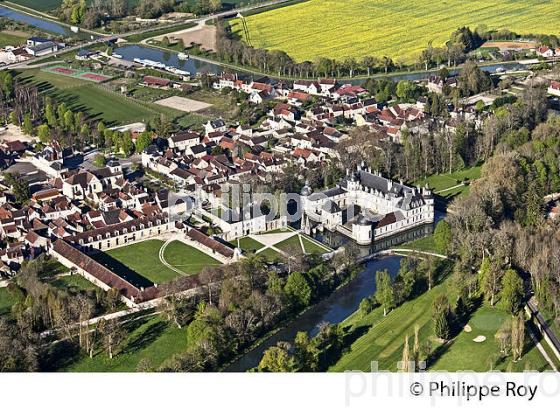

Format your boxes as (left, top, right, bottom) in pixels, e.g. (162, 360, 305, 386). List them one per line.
(124, 320, 167, 354)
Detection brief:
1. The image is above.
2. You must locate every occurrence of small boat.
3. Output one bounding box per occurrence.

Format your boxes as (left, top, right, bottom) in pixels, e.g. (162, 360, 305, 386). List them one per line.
(495, 67, 506, 74)
(178, 53, 189, 60)
(112, 53, 123, 59)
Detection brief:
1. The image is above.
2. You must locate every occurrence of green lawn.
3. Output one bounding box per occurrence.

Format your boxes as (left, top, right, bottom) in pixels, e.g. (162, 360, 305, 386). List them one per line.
(331, 276, 450, 372)
(430, 306, 550, 372)
(232, 0, 560, 63)
(16, 69, 182, 126)
(276, 234, 304, 254)
(330, 274, 549, 372)
(92, 240, 220, 286)
(230, 237, 265, 253)
(0, 31, 28, 48)
(301, 236, 331, 255)
(162, 240, 221, 275)
(0, 287, 17, 316)
(258, 247, 283, 263)
(276, 233, 330, 255)
(52, 315, 190, 372)
(397, 235, 439, 254)
(49, 274, 98, 293)
(8, 0, 62, 12)
(416, 166, 482, 198)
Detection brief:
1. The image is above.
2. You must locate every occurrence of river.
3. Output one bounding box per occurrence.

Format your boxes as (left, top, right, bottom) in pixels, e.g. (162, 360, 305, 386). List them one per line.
(224, 255, 404, 372)
(224, 211, 444, 372)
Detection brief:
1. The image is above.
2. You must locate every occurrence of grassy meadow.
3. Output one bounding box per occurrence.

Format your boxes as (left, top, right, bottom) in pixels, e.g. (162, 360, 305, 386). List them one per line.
(16, 69, 183, 126)
(231, 0, 560, 63)
(0, 30, 29, 48)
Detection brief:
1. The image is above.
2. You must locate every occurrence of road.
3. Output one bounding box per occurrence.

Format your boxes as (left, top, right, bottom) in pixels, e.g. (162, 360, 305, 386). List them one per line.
(1, 0, 293, 71)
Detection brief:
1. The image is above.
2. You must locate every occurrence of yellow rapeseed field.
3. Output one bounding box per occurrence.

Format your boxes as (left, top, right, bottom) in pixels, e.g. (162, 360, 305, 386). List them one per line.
(230, 0, 560, 63)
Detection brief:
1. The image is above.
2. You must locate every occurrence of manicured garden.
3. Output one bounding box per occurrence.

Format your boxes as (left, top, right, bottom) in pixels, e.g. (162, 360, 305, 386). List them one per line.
(276, 233, 331, 255)
(162, 240, 221, 275)
(415, 166, 482, 198)
(92, 239, 221, 286)
(230, 236, 265, 253)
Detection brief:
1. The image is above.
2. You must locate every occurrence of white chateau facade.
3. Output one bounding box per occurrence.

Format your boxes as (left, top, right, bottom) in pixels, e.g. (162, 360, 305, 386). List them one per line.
(301, 165, 434, 245)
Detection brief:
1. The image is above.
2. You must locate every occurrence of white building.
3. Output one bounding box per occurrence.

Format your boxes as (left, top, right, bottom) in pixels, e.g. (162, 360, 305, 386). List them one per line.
(301, 165, 434, 245)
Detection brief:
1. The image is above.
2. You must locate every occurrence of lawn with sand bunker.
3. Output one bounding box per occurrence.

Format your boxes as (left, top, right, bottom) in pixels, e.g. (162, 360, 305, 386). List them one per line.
(430, 306, 550, 372)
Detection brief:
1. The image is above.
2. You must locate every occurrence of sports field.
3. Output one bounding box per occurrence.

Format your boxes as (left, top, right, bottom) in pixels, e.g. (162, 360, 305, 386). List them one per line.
(42, 66, 114, 83)
(17, 68, 182, 126)
(92, 239, 221, 286)
(231, 0, 560, 63)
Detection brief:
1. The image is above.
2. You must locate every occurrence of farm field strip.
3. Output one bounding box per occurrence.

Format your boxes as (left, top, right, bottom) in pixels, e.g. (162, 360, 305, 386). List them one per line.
(231, 0, 560, 63)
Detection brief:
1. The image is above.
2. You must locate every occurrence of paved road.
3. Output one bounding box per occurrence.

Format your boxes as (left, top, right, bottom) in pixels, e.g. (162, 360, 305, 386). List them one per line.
(1, 0, 293, 71)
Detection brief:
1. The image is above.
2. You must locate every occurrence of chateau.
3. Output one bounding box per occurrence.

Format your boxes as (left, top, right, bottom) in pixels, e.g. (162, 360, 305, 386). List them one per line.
(301, 165, 434, 245)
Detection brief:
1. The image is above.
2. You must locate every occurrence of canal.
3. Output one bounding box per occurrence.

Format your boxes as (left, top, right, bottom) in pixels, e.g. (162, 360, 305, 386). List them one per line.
(114, 44, 524, 82)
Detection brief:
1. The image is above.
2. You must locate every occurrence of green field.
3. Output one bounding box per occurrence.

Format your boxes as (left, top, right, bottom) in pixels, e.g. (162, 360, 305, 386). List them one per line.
(396, 235, 439, 254)
(231, 0, 560, 63)
(92, 240, 221, 286)
(415, 166, 482, 198)
(0, 31, 28, 48)
(330, 275, 549, 372)
(230, 236, 265, 253)
(49, 274, 98, 293)
(430, 306, 550, 372)
(7, 0, 62, 12)
(16, 69, 181, 126)
(50, 315, 190, 372)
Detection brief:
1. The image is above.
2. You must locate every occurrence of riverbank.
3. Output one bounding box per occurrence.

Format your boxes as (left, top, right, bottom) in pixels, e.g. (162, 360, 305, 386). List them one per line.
(129, 40, 526, 82)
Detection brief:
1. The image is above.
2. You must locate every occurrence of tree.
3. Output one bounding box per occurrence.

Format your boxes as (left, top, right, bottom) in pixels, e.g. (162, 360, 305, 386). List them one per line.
(501, 269, 524, 315)
(93, 154, 106, 168)
(375, 269, 394, 316)
(121, 131, 134, 155)
(401, 335, 411, 372)
(433, 220, 452, 254)
(161, 36, 170, 47)
(432, 294, 452, 341)
(495, 319, 511, 356)
(135, 131, 152, 153)
(258, 343, 297, 372)
(97, 318, 125, 359)
(37, 124, 50, 143)
(511, 314, 525, 362)
(22, 114, 34, 136)
(284, 271, 312, 308)
(3, 173, 30, 205)
(479, 258, 504, 306)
